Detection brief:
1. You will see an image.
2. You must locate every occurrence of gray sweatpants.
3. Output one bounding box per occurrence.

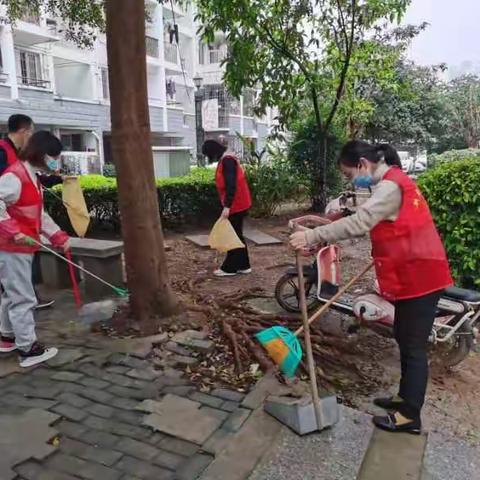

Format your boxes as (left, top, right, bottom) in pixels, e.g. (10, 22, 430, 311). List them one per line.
(0, 252, 37, 351)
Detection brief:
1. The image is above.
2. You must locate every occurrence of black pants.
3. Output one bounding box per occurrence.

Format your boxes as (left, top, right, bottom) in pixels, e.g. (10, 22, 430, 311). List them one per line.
(221, 210, 250, 273)
(394, 290, 442, 419)
(32, 252, 41, 285)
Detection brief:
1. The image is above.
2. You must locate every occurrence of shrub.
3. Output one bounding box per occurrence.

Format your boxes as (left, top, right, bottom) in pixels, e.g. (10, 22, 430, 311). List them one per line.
(44, 169, 220, 233)
(418, 158, 480, 288)
(102, 163, 117, 177)
(428, 148, 480, 168)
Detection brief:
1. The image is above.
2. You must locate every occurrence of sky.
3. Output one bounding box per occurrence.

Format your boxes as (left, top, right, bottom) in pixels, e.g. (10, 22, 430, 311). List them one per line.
(403, 0, 480, 68)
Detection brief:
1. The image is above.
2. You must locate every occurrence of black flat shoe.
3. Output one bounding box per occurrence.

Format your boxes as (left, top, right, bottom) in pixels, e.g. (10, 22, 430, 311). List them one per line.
(373, 395, 404, 411)
(373, 412, 421, 435)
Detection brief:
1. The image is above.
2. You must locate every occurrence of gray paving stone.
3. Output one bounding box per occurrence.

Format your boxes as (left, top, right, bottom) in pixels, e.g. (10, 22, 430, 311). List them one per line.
(171, 354, 198, 367)
(106, 365, 131, 375)
(0, 409, 60, 480)
(158, 437, 199, 457)
(126, 368, 159, 381)
(52, 372, 84, 382)
(86, 403, 115, 418)
(185, 234, 209, 248)
(47, 452, 122, 480)
(108, 354, 148, 370)
(189, 392, 224, 409)
(79, 388, 114, 404)
(223, 408, 251, 433)
(115, 437, 159, 461)
(57, 392, 91, 409)
(79, 376, 111, 389)
(202, 428, 234, 456)
(58, 382, 85, 395)
(8, 384, 62, 400)
(106, 373, 138, 388)
(2, 393, 57, 410)
(108, 385, 157, 400)
(112, 408, 143, 426)
(162, 385, 195, 397)
(15, 460, 78, 480)
(84, 416, 151, 441)
(200, 406, 229, 423)
(55, 420, 88, 440)
(47, 349, 86, 367)
(161, 377, 191, 387)
(52, 403, 88, 422)
(111, 397, 138, 411)
(243, 227, 282, 245)
(211, 389, 246, 403)
(220, 401, 240, 412)
(164, 341, 192, 357)
(175, 453, 213, 480)
(81, 430, 121, 449)
(153, 449, 185, 471)
(114, 456, 174, 480)
(60, 437, 123, 467)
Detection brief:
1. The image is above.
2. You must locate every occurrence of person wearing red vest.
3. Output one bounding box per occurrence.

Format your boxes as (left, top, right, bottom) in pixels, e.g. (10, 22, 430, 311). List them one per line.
(202, 137, 252, 276)
(290, 140, 452, 434)
(0, 131, 70, 367)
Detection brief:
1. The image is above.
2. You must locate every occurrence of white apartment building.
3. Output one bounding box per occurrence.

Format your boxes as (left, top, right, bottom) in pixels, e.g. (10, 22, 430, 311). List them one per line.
(0, 1, 272, 176)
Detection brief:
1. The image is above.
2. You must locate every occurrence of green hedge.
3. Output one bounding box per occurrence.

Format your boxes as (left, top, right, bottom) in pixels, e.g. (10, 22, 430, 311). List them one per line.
(419, 157, 480, 288)
(44, 169, 220, 233)
(428, 148, 480, 168)
(44, 164, 304, 234)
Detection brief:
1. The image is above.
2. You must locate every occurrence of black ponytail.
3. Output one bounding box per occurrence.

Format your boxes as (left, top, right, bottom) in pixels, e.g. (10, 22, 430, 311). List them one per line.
(374, 143, 402, 168)
(339, 140, 401, 168)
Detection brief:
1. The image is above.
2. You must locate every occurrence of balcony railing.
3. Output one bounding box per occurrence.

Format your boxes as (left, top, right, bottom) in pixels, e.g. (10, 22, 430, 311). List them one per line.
(18, 77, 51, 89)
(21, 12, 41, 25)
(208, 49, 227, 64)
(145, 36, 159, 58)
(60, 152, 101, 176)
(164, 43, 178, 64)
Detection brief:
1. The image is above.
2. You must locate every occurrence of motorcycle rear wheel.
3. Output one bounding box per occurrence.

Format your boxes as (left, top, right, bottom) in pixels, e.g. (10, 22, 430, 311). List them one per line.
(433, 322, 474, 368)
(274, 272, 320, 313)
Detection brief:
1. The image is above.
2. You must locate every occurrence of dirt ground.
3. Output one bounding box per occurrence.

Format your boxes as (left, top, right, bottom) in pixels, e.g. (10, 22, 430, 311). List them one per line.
(161, 211, 480, 447)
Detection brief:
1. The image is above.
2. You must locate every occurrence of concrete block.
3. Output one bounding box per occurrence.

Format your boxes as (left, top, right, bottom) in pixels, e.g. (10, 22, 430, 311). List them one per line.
(264, 392, 339, 435)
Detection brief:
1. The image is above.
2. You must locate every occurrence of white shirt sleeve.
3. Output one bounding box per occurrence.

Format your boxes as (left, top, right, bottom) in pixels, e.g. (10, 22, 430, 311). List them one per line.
(41, 209, 61, 239)
(0, 173, 21, 222)
(305, 180, 402, 245)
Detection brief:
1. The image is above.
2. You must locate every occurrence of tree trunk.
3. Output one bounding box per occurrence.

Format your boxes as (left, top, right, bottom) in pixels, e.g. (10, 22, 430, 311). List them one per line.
(105, 0, 180, 334)
(311, 134, 328, 212)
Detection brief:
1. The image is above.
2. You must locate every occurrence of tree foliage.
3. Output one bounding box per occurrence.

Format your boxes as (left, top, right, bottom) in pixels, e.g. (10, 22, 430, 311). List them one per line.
(194, 0, 411, 210)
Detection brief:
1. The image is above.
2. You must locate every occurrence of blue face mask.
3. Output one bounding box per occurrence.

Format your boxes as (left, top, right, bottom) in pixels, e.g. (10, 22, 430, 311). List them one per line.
(353, 175, 373, 189)
(46, 158, 59, 171)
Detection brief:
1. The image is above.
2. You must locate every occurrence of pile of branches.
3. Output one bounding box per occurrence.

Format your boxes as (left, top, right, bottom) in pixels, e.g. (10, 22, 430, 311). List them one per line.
(174, 274, 391, 405)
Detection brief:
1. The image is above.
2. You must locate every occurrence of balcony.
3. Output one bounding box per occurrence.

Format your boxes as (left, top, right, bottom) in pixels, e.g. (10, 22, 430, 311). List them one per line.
(13, 19, 59, 46)
(18, 76, 51, 89)
(21, 12, 41, 25)
(60, 152, 101, 176)
(164, 43, 178, 64)
(208, 49, 227, 65)
(146, 36, 159, 58)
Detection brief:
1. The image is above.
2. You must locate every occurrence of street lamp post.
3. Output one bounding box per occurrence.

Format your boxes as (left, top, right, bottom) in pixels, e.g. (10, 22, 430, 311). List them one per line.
(194, 75, 205, 167)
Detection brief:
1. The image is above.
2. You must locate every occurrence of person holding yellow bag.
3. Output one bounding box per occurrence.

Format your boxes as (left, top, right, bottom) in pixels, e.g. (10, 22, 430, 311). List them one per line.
(202, 137, 252, 277)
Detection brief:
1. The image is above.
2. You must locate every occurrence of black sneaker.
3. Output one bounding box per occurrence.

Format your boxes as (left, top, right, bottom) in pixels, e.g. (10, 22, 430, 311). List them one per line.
(19, 342, 58, 368)
(373, 412, 421, 435)
(373, 395, 405, 411)
(35, 298, 55, 310)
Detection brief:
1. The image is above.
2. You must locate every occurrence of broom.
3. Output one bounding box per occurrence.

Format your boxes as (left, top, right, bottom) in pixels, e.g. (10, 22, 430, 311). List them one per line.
(28, 238, 128, 297)
(256, 259, 373, 378)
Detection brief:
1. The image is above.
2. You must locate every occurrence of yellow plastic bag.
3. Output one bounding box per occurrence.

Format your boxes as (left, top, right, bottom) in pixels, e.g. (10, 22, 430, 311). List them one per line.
(208, 218, 245, 253)
(62, 177, 90, 237)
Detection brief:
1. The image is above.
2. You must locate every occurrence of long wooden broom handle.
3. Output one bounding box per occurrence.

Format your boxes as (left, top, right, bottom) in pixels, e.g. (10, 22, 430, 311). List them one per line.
(294, 260, 374, 337)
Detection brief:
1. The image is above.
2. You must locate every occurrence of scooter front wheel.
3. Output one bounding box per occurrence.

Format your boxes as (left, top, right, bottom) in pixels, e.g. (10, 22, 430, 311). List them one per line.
(275, 272, 320, 313)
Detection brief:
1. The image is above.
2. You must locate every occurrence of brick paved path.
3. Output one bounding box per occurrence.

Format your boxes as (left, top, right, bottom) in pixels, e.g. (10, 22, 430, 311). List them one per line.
(0, 292, 252, 480)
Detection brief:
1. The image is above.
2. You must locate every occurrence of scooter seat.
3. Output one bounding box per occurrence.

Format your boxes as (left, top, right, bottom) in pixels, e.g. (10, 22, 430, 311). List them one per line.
(444, 286, 480, 303)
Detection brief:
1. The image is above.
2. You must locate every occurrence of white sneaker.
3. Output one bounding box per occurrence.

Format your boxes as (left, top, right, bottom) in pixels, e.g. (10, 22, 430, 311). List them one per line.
(213, 269, 237, 277)
(238, 268, 252, 274)
(19, 343, 58, 368)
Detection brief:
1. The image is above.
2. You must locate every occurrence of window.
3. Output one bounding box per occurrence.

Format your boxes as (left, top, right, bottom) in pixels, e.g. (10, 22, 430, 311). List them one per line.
(17, 50, 49, 88)
(101, 68, 109, 100)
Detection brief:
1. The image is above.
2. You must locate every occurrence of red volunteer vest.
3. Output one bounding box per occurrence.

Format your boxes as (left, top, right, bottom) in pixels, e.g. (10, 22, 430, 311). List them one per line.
(0, 161, 42, 254)
(0, 139, 19, 169)
(215, 155, 252, 214)
(370, 167, 453, 301)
